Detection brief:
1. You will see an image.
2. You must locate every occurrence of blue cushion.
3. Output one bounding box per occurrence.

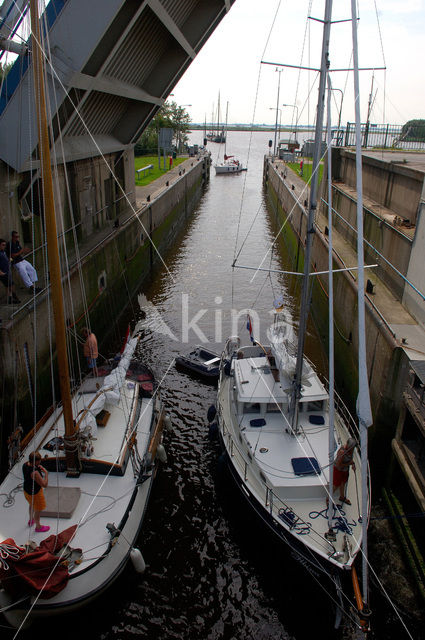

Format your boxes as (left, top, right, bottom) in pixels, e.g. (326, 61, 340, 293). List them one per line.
(309, 415, 325, 425)
(291, 457, 321, 476)
(250, 418, 266, 427)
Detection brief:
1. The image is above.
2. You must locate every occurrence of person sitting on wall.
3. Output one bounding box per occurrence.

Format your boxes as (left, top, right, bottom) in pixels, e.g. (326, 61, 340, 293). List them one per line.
(0, 238, 20, 304)
(8, 230, 41, 294)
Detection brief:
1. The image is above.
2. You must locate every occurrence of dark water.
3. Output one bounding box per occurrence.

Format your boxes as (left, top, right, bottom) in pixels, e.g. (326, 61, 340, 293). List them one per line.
(8, 132, 422, 640)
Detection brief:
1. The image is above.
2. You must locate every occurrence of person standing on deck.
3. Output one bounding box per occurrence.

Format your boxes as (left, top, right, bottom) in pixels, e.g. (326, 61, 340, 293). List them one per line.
(23, 451, 50, 533)
(331, 438, 357, 505)
(82, 326, 98, 376)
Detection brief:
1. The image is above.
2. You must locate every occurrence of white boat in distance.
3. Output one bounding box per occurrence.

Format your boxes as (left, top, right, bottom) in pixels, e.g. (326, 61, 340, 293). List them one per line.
(214, 102, 245, 174)
(215, 154, 246, 174)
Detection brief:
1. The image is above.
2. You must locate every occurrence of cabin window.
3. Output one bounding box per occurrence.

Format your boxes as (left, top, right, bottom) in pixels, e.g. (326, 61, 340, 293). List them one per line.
(267, 403, 281, 413)
(307, 400, 323, 412)
(243, 403, 261, 414)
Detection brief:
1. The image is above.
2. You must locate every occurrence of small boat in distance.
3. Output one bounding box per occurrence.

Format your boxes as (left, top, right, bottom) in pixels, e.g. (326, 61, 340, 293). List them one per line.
(215, 154, 246, 174)
(175, 346, 220, 382)
(214, 102, 245, 174)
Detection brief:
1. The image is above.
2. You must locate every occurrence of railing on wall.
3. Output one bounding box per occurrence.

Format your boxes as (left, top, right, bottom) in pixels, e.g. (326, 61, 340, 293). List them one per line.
(332, 123, 425, 151)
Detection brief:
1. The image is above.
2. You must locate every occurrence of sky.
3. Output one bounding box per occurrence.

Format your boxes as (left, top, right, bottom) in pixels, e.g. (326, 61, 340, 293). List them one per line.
(172, 0, 425, 128)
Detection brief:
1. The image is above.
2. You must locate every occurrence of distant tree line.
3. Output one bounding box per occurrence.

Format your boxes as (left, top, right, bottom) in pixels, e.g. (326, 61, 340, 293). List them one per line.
(135, 101, 191, 156)
(401, 119, 425, 142)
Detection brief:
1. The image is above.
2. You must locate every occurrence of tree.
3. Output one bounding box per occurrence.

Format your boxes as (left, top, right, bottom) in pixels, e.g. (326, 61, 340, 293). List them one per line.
(135, 101, 191, 156)
(400, 119, 425, 142)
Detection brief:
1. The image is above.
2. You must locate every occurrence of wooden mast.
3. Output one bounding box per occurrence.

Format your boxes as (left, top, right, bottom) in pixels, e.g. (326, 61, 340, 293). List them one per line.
(30, 0, 79, 476)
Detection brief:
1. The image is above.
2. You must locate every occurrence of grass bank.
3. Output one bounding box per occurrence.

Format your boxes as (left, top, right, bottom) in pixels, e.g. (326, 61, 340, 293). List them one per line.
(135, 155, 187, 187)
(287, 161, 323, 185)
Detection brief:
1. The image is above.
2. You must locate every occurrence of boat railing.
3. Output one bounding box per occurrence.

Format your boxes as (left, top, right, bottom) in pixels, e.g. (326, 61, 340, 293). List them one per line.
(321, 378, 360, 441)
(217, 402, 337, 557)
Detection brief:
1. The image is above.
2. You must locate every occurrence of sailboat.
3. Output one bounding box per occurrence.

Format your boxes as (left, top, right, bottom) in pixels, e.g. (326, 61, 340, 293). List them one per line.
(210, 92, 226, 143)
(216, 0, 370, 627)
(0, 1, 167, 627)
(214, 102, 245, 174)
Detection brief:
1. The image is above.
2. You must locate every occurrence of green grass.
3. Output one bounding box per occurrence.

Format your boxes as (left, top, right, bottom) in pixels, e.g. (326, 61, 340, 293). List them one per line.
(287, 161, 323, 185)
(134, 155, 186, 186)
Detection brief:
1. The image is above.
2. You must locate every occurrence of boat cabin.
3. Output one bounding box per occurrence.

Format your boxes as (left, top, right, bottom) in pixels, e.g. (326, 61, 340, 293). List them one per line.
(278, 138, 300, 161)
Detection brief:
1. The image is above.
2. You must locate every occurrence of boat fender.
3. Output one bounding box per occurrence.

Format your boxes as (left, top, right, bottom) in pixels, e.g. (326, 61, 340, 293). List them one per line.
(164, 413, 172, 432)
(156, 443, 167, 464)
(143, 452, 153, 471)
(207, 405, 217, 423)
(208, 422, 218, 441)
(130, 547, 146, 574)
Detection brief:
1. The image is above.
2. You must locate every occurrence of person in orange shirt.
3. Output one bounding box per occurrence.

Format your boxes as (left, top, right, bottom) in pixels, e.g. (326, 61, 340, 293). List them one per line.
(23, 451, 49, 533)
(82, 326, 98, 376)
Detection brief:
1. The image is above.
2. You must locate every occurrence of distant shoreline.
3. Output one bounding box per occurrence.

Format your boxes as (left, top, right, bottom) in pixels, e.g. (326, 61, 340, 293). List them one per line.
(190, 124, 316, 133)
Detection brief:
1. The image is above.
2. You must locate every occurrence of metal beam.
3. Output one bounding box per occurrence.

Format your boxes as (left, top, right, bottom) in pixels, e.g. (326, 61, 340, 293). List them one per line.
(69, 71, 163, 105)
(147, 0, 196, 59)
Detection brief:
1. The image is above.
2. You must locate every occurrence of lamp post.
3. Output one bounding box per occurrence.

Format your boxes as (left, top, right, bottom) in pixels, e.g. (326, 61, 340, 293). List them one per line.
(175, 104, 192, 153)
(331, 88, 344, 146)
(282, 103, 299, 142)
(272, 68, 283, 155)
(269, 107, 282, 156)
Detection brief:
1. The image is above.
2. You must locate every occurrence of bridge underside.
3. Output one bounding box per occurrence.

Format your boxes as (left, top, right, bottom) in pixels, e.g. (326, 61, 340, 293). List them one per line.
(0, 0, 235, 171)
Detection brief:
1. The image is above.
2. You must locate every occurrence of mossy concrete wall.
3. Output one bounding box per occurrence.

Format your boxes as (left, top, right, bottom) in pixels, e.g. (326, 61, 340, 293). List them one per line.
(0, 156, 209, 429)
(263, 157, 409, 471)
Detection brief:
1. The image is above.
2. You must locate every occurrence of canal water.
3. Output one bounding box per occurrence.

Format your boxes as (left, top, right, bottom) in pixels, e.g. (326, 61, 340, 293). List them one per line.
(10, 132, 421, 640)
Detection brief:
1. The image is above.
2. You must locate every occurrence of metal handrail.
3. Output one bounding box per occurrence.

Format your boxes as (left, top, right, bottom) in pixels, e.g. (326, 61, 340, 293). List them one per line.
(217, 399, 336, 555)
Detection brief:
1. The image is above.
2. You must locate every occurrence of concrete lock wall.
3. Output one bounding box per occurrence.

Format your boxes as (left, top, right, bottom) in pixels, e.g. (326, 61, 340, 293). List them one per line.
(263, 157, 407, 458)
(334, 149, 423, 224)
(0, 154, 209, 426)
(330, 185, 412, 300)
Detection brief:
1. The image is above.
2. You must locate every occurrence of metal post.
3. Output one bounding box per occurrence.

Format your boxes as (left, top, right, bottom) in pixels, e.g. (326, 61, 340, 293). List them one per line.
(290, 0, 333, 432)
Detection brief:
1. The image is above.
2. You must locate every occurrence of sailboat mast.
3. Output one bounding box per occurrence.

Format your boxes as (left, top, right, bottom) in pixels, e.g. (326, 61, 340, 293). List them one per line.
(351, 0, 372, 605)
(224, 101, 228, 156)
(30, 0, 79, 476)
(290, 0, 333, 431)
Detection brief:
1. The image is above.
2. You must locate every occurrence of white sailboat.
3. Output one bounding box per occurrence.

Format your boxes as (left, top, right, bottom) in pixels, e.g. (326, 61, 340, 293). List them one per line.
(216, 0, 370, 627)
(214, 102, 245, 174)
(0, 1, 167, 627)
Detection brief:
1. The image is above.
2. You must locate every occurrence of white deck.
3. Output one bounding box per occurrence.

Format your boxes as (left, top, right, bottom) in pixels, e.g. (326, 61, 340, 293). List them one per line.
(218, 347, 366, 569)
(0, 373, 159, 613)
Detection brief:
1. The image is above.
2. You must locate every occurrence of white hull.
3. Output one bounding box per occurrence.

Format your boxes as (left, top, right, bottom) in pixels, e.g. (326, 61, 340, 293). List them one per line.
(0, 341, 165, 625)
(214, 161, 244, 174)
(217, 338, 369, 575)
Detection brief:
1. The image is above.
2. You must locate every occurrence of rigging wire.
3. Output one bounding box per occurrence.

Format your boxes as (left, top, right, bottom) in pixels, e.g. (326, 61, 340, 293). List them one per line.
(231, 0, 282, 307)
(40, 7, 90, 385)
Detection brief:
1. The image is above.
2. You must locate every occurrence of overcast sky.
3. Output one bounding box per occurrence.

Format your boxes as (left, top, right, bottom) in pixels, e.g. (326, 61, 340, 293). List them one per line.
(172, 0, 424, 128)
